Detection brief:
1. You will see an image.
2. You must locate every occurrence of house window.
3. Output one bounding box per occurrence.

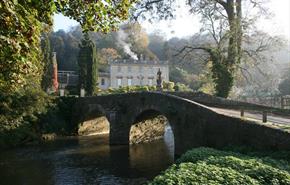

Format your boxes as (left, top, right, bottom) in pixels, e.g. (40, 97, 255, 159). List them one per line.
(118, 66, 121, 72)
(148, 78, 153, 86)
(128, 66, 132, 72)
(149, 66, 154, 74)
(101, 78, 105, 85)
(128, 78, 132, 86)
(139, 66, 143, 73)
(117, 78, 122, 87)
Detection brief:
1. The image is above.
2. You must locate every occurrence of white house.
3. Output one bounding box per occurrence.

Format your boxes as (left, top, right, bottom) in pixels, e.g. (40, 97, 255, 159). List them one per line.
(108, 58, 169, 88)
(58, 58, 169, 90)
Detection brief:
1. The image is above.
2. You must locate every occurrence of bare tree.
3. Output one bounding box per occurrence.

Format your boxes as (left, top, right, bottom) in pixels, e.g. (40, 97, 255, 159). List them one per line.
(132, 0, 272, 97)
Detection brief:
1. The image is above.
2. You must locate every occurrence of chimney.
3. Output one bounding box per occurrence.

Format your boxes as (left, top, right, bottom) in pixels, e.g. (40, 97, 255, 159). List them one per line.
(52, 52, 58, 92)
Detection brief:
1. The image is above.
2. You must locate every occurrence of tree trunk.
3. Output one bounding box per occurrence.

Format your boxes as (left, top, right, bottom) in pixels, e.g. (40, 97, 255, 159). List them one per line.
(236, 0, 242, 64)
(213, 0, 243, 97)
(210, 49, 234, 98)
(226, 0, 237, 67)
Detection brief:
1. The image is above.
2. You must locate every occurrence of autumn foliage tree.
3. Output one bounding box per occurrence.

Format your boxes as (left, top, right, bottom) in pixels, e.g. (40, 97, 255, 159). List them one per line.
(100, 48, 121, 64)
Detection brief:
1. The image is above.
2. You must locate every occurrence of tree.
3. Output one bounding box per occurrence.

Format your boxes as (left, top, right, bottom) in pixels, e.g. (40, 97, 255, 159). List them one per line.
(148, 31, 167, 60)
(41, 32, 53, 91)
(177, 0, 246, 97)
(56, 0, 137, 32)
(50, 30, 80, 71)
(133, 0, 269, 98)
(279, 78, 290, 96)
(0, 0, 137, 141)
(1, 0, 137, 93)
(279, 68, 290, 96)
(232, 31, 285, 98)
(78, 33, 98, 96)
(117, 23, 157, 60)
(100, 48, 121, 64)
(49, 22, 157, 70)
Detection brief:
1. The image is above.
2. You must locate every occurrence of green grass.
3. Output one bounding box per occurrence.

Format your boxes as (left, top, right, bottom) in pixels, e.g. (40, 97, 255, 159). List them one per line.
(149, 147, 290, 185)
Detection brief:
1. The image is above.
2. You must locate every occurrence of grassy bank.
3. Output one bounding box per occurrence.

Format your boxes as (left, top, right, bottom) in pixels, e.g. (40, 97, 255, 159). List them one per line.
(150, 147, 290, 185)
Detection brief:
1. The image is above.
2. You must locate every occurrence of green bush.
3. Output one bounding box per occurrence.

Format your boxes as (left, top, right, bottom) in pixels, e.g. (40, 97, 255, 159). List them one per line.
(97, 85, 156, 95)
(150, 162, 259, 185)
(176, 147, 234, 164)
(205, 156, 290, 185)
(0, 122, 39, 148)
(0, 87, 51, 148)
(148, 86, 157, 91)
(39, 97, 77, 135)
(150, 147, 290, 185)
(162, 81, 175, 91)
(174, 82, 193, 92)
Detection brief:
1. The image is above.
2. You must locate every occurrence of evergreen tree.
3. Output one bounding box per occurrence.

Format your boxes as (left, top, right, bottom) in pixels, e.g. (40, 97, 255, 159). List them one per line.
(78, 33, 98, 96)
(41, 32, 53, 91)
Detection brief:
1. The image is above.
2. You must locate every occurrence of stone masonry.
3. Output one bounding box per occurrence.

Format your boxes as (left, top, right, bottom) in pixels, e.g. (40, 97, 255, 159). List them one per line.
(72, 92, 290, 156)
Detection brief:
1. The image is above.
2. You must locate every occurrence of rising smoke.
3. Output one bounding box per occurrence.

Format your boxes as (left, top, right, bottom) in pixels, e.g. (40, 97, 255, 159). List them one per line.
(116, 29, 138, 60)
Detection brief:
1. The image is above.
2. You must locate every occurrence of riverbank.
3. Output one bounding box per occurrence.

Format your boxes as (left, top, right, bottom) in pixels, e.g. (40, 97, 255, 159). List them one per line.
(0, 96, 78, 149)
(149, 147, 290, 184)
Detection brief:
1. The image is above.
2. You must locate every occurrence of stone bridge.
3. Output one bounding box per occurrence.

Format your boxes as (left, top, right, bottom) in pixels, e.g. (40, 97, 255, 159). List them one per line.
(72, 92, 290, 155)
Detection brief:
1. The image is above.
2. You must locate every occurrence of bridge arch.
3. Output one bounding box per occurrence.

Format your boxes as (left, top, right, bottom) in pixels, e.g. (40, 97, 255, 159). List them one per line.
(76, 103, 110, 136)
(129, 109, 175, 148)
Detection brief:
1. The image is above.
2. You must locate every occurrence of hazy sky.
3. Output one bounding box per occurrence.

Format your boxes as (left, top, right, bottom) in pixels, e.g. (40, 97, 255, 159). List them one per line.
(53, 0, 290, 40)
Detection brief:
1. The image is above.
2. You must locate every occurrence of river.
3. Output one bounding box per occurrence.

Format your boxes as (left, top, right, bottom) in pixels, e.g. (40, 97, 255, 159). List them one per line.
(0, 126, 174, 185)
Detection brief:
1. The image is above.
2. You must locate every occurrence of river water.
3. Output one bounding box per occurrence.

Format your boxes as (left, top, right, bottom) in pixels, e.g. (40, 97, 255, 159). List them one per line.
(0, 126, 174, 185)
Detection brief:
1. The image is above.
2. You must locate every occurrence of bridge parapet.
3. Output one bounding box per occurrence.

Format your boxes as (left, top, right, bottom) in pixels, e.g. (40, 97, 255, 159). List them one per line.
(167, 92, 290, 117)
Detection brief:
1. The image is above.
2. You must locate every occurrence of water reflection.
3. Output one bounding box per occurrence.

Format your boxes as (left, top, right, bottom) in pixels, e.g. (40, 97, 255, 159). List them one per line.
(0, 125, 174, 185)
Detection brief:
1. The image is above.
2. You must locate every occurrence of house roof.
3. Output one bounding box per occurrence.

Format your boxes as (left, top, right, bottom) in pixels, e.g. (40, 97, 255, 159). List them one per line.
(109, 59, 168, 65)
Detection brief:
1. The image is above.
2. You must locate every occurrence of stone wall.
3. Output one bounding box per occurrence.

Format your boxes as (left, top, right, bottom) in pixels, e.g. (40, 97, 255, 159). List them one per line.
(129, 115, 167, 144)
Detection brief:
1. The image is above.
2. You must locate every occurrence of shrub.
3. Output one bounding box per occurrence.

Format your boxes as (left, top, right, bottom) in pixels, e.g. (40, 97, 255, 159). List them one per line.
(150, 147, 290, 185)
(148, 86, 157, 91)
(150, 162, 259, 185)
(97, 85, 155, 95)
(174, 82, 192, 92)
(205, 156, 290, 185)
(162, 81, 175, 91)
(39, 97, 77, 135)
(176, 147, 235, 164)
(0, 87, 51, 148)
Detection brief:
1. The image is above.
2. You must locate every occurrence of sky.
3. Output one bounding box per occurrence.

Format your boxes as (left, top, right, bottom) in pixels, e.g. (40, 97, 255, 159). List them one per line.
(53, 0, 290, 40)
